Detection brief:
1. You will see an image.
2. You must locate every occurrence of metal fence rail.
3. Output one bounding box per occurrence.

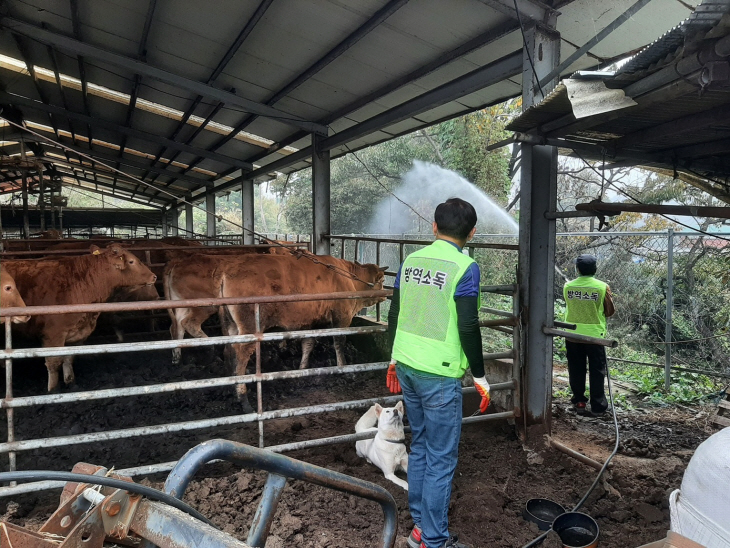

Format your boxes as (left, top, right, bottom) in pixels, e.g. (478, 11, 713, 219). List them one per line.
(0, 280, 519, 497)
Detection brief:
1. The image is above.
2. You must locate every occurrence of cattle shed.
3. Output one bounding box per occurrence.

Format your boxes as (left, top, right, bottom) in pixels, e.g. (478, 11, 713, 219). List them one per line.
(0, 0, 727, 518)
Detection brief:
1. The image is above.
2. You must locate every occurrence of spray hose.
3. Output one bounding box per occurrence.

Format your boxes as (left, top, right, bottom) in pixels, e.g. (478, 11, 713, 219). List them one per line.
(520, 366, 621, 548)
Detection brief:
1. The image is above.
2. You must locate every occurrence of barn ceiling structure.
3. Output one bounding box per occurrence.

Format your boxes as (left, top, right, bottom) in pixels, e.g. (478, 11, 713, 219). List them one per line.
(1, 0, 721, 441)
(0, 0, 702, 219)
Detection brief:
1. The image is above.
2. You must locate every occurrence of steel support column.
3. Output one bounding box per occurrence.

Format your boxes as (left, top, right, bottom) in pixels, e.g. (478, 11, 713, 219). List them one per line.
(242, 181, 254, 245)
(312, 134, 330, 255)
(185, 202, 193, 236)
(205, 192, 216, 238)
(169, 207, 179, 236)
(518, 21, 560, 444)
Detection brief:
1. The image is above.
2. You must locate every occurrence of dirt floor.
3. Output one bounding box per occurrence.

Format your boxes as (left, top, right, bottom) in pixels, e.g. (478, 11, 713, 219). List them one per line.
(0, 333, 719, 548)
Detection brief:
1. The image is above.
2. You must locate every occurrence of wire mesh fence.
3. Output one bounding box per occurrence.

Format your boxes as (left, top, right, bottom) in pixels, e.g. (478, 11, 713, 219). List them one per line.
(336, 230, 730, 384)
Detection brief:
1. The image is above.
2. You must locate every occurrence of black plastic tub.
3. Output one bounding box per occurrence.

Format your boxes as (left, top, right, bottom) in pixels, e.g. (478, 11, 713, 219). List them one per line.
(522, 498, 566, 531)
(552, 512, 600, 548)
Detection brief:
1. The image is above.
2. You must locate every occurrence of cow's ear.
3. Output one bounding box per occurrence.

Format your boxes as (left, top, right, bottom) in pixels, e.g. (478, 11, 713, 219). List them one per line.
(374, 403, 383, 416)
(379, 266, 389, 272)
(89, 244, 101, 255)
(395, 401, 404, 414)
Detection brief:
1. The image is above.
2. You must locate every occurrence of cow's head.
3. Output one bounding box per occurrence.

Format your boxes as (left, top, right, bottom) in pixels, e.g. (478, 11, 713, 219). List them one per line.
(0, 267, 30, 323)
(91, 244, 157, 287)
(353, 263, 389, 307)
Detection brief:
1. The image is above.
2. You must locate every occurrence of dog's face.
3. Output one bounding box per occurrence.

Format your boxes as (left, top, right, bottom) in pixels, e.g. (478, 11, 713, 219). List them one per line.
(375, 401, 405, 430)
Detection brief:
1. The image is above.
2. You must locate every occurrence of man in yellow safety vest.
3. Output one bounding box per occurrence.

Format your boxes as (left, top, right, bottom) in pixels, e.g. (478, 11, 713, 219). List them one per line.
(563, 254, 615, 417)
(387, 198, 490, 548)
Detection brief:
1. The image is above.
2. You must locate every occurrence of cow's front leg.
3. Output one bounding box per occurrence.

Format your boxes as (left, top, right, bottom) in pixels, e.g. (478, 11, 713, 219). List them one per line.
(299, 338, 315, 369)
(45, 356, 63, 392)
(333, 335, 347, 367)
(61, 355, 75, 386)
(232, 342, 256, 411)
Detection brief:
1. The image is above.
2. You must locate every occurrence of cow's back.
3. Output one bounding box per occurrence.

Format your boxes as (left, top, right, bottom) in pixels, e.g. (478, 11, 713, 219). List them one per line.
(218, 254, 361, 332)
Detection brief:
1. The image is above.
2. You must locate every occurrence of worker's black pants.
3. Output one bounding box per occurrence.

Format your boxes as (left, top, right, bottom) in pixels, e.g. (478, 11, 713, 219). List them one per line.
(566, 341, 608, 413)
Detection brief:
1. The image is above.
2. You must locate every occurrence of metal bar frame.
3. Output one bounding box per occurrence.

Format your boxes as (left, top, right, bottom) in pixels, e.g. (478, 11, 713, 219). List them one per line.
(665, 228, 674, 390)
(0, 16, 328, 135)
(0, 91, 254, 172)
(0, 280, 518, 497)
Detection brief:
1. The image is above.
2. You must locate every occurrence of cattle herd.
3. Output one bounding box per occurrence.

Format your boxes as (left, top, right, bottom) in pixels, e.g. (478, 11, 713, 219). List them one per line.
(0, 236, 387, 397)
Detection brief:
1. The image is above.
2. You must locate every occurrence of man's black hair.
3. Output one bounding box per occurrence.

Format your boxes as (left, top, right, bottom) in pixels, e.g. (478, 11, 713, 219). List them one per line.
(434, 198, 477, 240)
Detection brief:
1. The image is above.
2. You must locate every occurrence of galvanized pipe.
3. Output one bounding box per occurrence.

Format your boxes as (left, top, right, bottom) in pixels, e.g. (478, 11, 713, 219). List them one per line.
(665, 228, 674, 391)
(4, 318, 16, 482)
(0, 395, 516, 498)
(542, 327, 618, 348)
(0, 362, 393, 409)
(0, 325, 388, 360)
(326, 235, 517, 250)
(0, 383, 515, 453)
(482, 350, 514, 360)
(480, 306, 513, 318)
(479, 317, 517, 328)
(481, 284, 517, 294)
(0, 289, 392, 318)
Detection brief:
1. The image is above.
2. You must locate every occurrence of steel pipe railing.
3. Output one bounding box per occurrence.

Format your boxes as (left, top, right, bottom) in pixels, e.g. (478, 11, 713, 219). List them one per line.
(0, 362, 393, 409)
(0, 243, 308, 257)
(0, 289, 392, 318)
(542, 327, 619, 348)
(326, 234, 518, 251)
(0, 406, 518, 498)
(0, 325, 387, 360)
(0, 382, 517, 454)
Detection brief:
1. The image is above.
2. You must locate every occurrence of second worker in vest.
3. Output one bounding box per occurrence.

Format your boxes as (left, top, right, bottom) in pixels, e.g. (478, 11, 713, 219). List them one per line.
(563, 254, 616, 417)
(386, 198, 490, 548)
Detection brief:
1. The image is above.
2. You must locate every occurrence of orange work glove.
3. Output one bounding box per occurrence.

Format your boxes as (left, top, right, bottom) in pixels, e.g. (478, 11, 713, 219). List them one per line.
(386, 360, 401, 394)
(474, 376, 491, 413)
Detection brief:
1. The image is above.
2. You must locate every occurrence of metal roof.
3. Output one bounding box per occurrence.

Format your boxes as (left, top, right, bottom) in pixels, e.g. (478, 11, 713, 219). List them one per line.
(0, 0, 702, 209)
(506, 0, 730, 202)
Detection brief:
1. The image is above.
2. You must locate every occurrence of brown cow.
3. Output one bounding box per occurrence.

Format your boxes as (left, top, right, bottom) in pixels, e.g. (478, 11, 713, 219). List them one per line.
(0, 266, 30, 323)
(164, 253, 387, 395)
(4, 245, 157, 391)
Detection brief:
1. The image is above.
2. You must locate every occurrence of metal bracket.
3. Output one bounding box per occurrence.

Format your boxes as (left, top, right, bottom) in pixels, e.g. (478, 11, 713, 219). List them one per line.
(100, 489, 143, 540)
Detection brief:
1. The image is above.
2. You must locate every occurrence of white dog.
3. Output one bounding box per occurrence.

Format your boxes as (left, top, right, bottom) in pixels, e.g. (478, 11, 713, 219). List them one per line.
(355, 402, 409, 490)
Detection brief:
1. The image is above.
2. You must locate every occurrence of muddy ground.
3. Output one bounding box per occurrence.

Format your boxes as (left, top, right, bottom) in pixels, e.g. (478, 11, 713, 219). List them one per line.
(0, 331, 718, 548)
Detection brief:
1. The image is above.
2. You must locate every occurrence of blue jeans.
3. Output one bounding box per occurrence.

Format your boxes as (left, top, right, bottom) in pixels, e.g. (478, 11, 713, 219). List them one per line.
(396, 363, 462, 548)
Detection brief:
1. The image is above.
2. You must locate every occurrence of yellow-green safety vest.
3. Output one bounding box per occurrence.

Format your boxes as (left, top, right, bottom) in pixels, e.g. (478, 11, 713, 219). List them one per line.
(563, 275, 608, 339)
(392, 239, 480, 378)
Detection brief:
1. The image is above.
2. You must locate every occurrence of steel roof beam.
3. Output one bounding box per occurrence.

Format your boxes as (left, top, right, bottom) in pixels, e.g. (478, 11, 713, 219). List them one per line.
(119, 0, 158, 194)
(35, 151, 195, 194)
(52, 169, 169, 207)
(535, 0, 652, 93)
(0, 91, 254, 171)
(0, 167, 167, 208)
(138, 0, 274, 181)
(477, 0, 553, 23)
(0, 16, 327, 135)
(203, 0, 410, 155)
(320, 49, 523, 151)
(171, 0, 409, 184)
(212, 49, 523, 193)
(68, 0, 94, 149)
(243, 18, 521, 167)
(611, 107, 730, 152)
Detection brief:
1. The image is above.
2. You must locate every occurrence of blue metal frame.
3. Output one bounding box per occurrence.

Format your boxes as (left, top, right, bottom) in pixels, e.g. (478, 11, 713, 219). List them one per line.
(162, 439, 399, 548)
